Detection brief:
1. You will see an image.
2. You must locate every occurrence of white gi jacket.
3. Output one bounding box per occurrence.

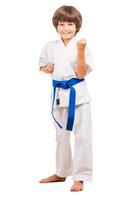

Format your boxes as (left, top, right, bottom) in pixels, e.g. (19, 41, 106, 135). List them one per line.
(38, 37, 95, 107)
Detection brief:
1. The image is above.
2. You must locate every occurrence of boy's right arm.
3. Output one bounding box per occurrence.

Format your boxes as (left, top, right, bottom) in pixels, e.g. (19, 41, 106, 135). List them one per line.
(40, 63, 54, 73)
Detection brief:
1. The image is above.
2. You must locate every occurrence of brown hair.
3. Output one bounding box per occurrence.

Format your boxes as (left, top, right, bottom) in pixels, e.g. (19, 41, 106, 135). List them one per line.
(52, 5, 82, 34)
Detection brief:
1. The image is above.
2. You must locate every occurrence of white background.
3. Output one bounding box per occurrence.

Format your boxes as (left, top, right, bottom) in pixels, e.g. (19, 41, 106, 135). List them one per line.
(0, 0, 134, 199)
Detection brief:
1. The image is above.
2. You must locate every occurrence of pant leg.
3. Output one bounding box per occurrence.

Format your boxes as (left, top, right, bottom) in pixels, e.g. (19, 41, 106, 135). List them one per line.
(54, 107, 73, 177)
(73, 103, 93, 181)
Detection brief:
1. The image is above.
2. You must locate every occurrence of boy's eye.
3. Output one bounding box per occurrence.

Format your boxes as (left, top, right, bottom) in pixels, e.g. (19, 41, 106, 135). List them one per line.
(59, 23, 64, 26)
(58, 22, 74, 26)
(68, 23, 74, 25)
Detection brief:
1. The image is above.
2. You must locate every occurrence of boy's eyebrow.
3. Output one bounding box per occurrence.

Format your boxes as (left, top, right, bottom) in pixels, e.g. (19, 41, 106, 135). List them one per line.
(58, 21, 75, 24)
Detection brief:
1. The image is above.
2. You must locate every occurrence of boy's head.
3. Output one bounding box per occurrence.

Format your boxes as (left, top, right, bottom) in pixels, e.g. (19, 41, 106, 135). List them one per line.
(52, 5, 82, 39)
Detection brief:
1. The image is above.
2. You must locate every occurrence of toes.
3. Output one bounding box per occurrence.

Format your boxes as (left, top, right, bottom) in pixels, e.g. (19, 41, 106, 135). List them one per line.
(70, 183, 83, 192)
(70, 186, 75, 191)
(70, 186, 83, 192)
(39, 179, 47, 183)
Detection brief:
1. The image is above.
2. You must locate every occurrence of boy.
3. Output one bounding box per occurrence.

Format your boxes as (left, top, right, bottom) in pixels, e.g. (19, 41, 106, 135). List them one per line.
(38, 5, 95, 192)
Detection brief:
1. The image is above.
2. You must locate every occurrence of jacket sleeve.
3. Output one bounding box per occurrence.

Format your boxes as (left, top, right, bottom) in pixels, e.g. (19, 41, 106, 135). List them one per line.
(38, 44, 49, 68)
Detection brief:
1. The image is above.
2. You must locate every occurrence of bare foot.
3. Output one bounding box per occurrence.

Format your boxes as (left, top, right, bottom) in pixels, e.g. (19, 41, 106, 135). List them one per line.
(70, 181, 84, 192)
(39, 174, 66, 183)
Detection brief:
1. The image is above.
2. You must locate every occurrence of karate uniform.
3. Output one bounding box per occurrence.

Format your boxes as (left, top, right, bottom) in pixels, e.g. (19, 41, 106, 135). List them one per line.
(39, 37, 95, 181)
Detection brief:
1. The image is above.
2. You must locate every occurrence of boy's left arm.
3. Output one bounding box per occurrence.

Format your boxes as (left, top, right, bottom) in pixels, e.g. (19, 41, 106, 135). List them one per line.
(75, 39, 94, 79)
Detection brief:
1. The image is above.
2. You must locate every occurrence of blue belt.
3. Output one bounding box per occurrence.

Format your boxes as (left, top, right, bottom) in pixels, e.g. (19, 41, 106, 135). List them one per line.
(52, 78, 84, 131)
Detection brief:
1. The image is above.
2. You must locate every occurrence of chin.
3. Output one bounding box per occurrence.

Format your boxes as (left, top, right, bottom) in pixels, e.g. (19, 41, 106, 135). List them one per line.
(62, 35, 74, 40)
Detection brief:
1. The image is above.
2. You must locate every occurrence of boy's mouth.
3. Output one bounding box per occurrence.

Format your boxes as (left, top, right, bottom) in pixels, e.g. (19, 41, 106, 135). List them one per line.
(61, 31, 72, 35)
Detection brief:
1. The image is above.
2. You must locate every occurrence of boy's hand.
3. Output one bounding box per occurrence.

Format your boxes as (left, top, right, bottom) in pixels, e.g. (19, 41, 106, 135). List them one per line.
(40, 63, 54, 73)
(77, 39, 86, 51)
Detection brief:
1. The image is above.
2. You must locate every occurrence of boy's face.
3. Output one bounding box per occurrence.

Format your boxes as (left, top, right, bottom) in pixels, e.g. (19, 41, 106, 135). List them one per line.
(57, 21, 76, 40)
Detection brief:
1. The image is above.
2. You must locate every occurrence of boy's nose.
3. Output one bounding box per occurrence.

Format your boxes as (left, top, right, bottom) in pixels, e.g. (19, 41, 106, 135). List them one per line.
(64, 25, 69, 30)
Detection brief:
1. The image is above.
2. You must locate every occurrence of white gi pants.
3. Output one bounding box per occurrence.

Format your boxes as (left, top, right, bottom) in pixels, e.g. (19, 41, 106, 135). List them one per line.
(53, 102, 93, 181)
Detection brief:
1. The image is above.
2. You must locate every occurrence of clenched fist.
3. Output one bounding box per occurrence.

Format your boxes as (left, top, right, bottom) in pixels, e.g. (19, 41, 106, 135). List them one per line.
(40, 63, 54, 73)
(77, 39, 86, 51)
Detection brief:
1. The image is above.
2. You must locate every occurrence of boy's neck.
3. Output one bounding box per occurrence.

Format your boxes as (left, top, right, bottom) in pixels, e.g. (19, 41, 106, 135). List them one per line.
(61, 37, 74, 47)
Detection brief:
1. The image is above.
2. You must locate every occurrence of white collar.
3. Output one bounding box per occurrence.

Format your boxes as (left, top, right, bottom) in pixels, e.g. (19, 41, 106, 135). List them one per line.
(59, 36, 76, 49)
